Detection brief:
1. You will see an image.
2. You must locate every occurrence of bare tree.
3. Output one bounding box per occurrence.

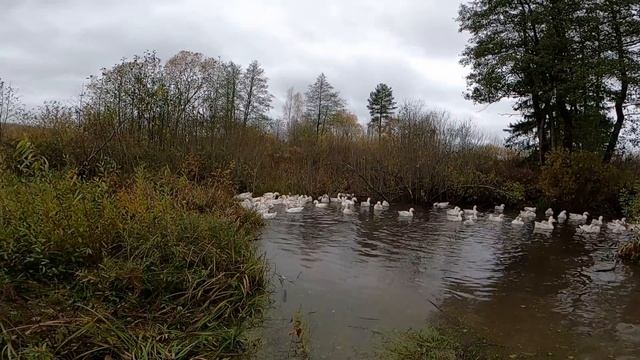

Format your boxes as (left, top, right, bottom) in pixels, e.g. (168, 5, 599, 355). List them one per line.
(304, 73, 345, 138)
(0, 78, 21, 141)
(282, 87, 304, 134)
(238, 60, 272, 127)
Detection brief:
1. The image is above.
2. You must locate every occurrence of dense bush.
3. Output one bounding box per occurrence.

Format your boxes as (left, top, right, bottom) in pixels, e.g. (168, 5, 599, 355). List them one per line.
(619, 180, 640, 222)
(0, 165, 266, 358)
(618, 236, 640, 264)
(538, 150, 632, 214)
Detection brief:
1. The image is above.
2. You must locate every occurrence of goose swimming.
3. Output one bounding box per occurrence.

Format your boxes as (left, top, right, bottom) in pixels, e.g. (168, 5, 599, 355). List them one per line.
(398, 208, 415, 217)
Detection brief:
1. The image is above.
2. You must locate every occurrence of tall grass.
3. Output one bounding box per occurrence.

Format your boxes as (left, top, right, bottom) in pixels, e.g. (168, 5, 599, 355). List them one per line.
(0, 159, 267, 358)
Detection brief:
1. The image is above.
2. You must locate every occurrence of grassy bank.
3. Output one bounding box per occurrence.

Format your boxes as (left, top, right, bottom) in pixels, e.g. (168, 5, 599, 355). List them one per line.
(378, 326, 501, 360)
(0, 158, 267, 358)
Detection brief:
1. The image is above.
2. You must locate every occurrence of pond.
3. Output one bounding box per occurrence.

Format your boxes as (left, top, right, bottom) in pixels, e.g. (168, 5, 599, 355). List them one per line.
(255, 203, 640, 359)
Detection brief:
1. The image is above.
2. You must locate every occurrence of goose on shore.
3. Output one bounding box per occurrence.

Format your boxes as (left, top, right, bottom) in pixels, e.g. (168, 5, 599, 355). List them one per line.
(434, 202, 450, 208)
(545, 208, 554, 217)
(495, 204, 505, 211)
(398, 208, 415, 217)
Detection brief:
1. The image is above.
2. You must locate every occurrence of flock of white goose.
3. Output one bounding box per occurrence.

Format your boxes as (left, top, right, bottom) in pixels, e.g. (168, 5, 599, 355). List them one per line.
(236, 192, 639, 236)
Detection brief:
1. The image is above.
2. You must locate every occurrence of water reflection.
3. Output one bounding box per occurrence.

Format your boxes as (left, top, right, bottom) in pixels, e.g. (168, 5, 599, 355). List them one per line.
(256, 204, 640, 359)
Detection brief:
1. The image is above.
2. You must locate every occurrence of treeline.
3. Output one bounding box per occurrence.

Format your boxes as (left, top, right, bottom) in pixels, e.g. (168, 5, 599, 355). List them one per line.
(0, 49, 510, 208)
(459, 0, 640, 163)
(1, 37, 639, 214)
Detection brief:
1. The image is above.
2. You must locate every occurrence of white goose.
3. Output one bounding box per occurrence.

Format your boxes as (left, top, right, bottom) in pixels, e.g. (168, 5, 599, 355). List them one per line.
(286, 206, 304, 213)
(591, 216, 604, 226)
(464, 205, 478, 215)
(260, 211, 277, 219)
(557, 210, 567, 222)
(607, 218, 627, 229)
(343, 206, 355, 215)
(373, 201, 384, 211)
(313, 200, 329, 209)
(235, 192, 253, 201)
(545, 208, 554, 217)
(382, 200, 390, 208)
(449, 210, 464, 222)
(361, 197, 371, 207)
(495, 204, 505, 211)
(447, 206, 462, 216)
(608, 222, 627, 233)
(512, 216, 524, 225)
(488, 214, 505, 222)
(524, 207, 537, 212)
(520, 210, 536, 219)
(433, 202, 450, 208)
(534, 216, 556, 231)
(464, 212, 477, 224)
(398, 208, 415, 218)
(569, 212, 589, 221)
(577, 224, 601, 234)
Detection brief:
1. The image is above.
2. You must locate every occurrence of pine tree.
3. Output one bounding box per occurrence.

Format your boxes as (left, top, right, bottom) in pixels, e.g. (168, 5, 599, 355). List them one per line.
(367, 83, 397, 141)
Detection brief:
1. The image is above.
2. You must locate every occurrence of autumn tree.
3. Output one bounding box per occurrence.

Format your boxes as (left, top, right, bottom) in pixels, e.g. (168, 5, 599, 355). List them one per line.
(367, 83, 397, 141)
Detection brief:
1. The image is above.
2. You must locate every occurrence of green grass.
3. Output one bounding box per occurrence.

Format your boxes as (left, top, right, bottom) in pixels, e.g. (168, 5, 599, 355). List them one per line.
(377, 326, 501, 360)
(618, 235, 640, 264)
(0, 166, 267, 359)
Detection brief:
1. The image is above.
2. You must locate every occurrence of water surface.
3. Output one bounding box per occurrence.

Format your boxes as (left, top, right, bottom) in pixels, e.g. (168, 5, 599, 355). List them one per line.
(256, 204, 640, 359)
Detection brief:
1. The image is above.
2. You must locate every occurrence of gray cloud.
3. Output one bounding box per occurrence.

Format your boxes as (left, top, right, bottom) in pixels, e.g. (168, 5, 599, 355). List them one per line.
(0, 0, 515, 136)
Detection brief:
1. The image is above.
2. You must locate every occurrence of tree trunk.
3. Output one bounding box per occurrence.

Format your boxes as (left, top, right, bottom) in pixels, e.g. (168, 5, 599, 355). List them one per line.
(604, 13, 629, 163)
(533, 94, 547, 165)
(604, 101, 625, 162)
(557, 98, 573, 152)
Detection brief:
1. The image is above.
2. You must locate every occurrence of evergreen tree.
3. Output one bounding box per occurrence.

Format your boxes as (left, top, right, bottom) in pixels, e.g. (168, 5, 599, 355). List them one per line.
(458, 0, 640, 164)
(367, 83, 397, 141)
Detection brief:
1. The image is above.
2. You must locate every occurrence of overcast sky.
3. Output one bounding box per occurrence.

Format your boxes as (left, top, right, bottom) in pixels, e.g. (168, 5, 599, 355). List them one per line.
(0, 0, 515, 136)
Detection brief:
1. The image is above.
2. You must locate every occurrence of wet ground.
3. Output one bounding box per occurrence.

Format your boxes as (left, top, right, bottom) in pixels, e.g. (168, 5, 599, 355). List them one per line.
(255, 203, 640, 359)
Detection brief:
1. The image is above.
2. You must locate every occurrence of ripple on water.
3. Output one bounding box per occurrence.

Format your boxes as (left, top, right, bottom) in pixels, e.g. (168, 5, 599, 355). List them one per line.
(258, 203, 640, 358)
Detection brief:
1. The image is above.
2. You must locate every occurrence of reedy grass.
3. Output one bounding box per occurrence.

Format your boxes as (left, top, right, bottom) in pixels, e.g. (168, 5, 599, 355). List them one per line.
(377, 326, 500, 360)
(0, 165, 267, 358)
